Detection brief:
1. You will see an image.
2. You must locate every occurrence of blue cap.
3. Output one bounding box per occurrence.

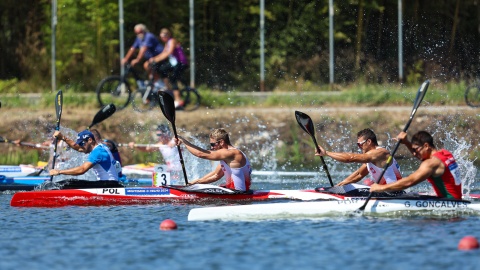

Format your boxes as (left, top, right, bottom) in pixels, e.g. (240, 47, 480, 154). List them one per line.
(76, 130, 94, 146)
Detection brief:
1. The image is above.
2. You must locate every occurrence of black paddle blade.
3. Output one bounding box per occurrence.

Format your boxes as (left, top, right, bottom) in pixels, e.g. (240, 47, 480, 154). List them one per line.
(295, 110, 334, 187)
(0, 136, 6, 143)
(158, 91, 176, 124)
(295, 111, 316, 137)
(54, 90, 63, 130)
(89, 103, 116, 129)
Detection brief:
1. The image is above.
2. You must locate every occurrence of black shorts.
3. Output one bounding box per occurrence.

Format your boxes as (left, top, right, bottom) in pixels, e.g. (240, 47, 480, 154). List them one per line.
(153, 61, 188, 90)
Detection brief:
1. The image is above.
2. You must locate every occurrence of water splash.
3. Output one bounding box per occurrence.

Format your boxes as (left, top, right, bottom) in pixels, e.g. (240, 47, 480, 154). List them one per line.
(434, 126, 478, 197)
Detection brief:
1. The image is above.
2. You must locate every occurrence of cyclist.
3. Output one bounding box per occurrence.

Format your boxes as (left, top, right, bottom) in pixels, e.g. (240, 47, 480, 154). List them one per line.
(121, 24, 164, 83)
(149, 28, 188, 109)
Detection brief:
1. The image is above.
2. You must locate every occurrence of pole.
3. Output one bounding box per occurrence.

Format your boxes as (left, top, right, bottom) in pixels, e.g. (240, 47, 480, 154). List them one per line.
(51, 0, 57, 93)
(398, 0, 403, 81)
(260, 0, 265, 92)
(119, 0, 125, 77)
(189, 0, 195, 88)
(329, 0, 334, 86)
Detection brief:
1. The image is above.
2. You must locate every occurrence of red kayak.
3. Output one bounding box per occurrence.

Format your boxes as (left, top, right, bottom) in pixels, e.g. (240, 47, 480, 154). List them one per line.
(10, 183, 350, 207)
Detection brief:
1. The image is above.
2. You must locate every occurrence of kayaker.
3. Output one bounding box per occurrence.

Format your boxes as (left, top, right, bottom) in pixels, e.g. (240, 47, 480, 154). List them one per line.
(315, 128, 402, 186)
(175, 128, 252, 192)
(90, 128, 123, 166)
(370, 131, 462, 199)
(128, 124, 182, 172)
(49, 130, 119, 180)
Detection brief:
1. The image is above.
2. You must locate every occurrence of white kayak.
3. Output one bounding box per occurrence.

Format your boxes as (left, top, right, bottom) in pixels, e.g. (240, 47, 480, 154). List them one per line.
(188, 196, 480, 221)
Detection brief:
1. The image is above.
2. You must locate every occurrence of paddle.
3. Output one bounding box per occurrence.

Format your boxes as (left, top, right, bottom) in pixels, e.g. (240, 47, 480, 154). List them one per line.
(158, 91, 189, 185)
(88, 103, 116, 129)
(357, 79, 430, 212)
(0, 136, 49, 149)
(50, 90, 63, 182)
(295, 111, 334, 187)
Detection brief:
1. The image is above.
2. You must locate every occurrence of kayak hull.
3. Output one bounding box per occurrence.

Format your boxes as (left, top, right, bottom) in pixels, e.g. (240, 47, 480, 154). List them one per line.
(10, 187, 344, 207)
(188, 197, 480, 221)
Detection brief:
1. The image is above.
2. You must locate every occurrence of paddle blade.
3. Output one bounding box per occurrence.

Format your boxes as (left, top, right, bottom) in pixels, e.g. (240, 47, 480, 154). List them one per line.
(54, 90, 63, 130)
(0, 136, 5, 143)
(158, 92, 176, 124)
(295, 111, 316, 137)
(89, 103, 116, 129)
(401, 80, 429, 132)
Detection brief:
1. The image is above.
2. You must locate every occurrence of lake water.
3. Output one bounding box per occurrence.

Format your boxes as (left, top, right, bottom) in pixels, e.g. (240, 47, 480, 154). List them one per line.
(1, 173, 480, 270)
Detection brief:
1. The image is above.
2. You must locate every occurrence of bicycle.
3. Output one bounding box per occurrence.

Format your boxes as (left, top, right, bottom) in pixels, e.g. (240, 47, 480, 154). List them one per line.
(465, 80, 480, 108)
(96, 64, 201, 112)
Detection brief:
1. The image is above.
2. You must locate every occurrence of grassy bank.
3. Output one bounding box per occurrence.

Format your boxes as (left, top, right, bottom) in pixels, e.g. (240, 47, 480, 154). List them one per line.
(0, 80, 470, 110)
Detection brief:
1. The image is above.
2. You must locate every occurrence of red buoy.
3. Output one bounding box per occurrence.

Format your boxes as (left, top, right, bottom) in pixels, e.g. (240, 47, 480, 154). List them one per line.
(160, 219, 178, 230)
(458, 236, 479, 250)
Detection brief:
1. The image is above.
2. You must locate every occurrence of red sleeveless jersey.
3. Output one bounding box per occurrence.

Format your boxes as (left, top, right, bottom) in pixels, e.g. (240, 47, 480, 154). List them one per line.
(427, 150, 462, 199)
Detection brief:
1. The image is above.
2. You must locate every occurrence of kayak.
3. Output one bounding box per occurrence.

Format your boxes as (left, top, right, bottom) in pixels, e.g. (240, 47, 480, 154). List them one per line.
(0, 176, 50, 191)
(10, 183, 352, 207)
(122, 163, 157, 177)
(0, 165, 42, 177)
(188, 196, 480, 221)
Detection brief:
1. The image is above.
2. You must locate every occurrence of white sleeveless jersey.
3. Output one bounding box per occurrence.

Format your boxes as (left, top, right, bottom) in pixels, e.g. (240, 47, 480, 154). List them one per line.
(219, 149, 252, 191)
(366, 154, 402, 185)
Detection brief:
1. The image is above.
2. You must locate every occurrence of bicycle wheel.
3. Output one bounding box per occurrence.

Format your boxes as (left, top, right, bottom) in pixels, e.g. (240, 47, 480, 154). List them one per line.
(181, 87, 201, 111)
(96, 76, 132, 110)
(131, 88, 156, 112)
(465, 83, 480, 108)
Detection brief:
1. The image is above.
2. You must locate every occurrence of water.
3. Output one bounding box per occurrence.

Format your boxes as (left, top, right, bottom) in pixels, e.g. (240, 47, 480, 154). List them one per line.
(2, 112, 480, 269)
(2, 175, 480, 270)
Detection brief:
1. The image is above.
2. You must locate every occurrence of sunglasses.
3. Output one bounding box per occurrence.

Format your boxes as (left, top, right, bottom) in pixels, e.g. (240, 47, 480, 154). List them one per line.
(78, 139, 88, 147)
(210, 140, 221, 147)
(357, 139, 367, 148)
(412, 145, 424, 154)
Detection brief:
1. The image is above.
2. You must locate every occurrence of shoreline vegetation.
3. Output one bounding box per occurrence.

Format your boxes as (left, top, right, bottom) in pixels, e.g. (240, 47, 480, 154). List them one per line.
(1, 81, 479, 168)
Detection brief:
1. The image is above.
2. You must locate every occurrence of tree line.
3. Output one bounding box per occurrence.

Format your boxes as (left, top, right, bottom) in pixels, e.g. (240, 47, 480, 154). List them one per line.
(0, 0, 479, 92)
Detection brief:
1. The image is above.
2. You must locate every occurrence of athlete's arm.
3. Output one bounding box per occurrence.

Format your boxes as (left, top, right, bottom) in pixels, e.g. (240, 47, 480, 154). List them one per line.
(325, 149, 384, 164)
(49, 162, 94, 176)
(177, 136, 235, 162)
(190, 164, 224, 185)
(336, 163, 369, 186)
(370, 159, 438, 192)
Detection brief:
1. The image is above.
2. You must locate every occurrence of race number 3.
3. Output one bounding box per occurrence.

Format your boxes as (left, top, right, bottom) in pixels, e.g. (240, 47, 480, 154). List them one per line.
(153, 165, 171, 186)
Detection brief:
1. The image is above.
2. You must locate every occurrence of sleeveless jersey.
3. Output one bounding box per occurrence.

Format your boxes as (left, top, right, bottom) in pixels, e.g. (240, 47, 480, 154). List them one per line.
(166, 39, 188, 65)
(87, 144, 119, 180)
(366, 149, 402, 184)
(219, 150, 252, 191)
(428, 149, 462, 199)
